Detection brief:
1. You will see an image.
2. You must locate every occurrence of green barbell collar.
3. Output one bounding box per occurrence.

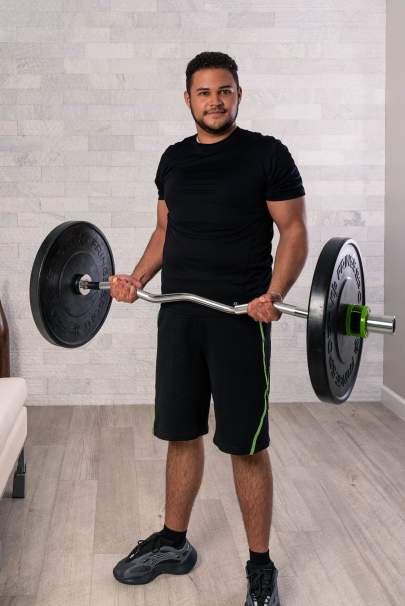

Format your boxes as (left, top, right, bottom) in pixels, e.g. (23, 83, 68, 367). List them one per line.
(346, 304, 370, 339)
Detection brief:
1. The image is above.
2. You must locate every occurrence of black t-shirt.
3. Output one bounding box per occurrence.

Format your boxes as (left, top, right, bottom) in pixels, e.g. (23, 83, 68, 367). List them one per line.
(154, 126, 305, 316)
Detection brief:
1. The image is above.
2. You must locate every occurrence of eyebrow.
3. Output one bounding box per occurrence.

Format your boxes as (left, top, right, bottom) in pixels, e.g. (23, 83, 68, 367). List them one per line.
(195, 85, 234, 91)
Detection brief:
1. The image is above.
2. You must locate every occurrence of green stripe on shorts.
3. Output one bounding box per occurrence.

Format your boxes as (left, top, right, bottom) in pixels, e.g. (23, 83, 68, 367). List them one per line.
(249, 321, 270, 455)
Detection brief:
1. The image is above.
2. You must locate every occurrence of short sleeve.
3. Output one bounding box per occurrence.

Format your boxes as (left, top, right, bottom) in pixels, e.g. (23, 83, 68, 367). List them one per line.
(265, 139, 305, 201)
(154, 146, 171, 199)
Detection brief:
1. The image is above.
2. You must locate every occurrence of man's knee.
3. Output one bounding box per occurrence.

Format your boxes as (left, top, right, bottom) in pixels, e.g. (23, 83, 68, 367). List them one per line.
(231, 449, 269, 461)
(169, 435, 204, 446)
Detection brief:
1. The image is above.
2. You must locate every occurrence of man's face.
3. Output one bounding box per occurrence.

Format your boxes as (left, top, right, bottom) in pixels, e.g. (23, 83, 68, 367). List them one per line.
(184, 68, 242, 136)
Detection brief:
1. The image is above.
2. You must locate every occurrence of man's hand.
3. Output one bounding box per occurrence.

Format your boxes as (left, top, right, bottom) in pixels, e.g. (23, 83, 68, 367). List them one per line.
(246, 292, 283, 323)
(108, 275, 143, 303)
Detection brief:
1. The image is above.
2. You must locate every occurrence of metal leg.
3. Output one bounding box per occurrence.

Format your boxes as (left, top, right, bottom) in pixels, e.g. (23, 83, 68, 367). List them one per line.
(12, 447, 26, 498)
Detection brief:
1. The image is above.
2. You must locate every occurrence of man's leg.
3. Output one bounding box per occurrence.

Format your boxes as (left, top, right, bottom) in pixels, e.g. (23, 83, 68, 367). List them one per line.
(231, 448, 273, 553)
(112, 436, 203, 585)
(164, 436, 205, 531)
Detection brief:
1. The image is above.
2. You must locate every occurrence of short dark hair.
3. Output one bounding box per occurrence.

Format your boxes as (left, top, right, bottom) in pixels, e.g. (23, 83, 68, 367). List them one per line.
(185, 51, 240, 95)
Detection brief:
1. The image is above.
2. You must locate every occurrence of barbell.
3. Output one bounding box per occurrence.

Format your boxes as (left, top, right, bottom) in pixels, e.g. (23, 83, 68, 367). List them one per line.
(29, 221, 396, 404)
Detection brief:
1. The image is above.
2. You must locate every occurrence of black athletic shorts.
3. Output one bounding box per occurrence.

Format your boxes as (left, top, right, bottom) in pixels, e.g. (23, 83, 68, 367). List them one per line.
(153, 304, 271, 456)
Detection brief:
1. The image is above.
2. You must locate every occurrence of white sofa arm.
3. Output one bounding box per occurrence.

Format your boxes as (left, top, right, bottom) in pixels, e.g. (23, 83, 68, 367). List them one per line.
(0, 378, 28, 498)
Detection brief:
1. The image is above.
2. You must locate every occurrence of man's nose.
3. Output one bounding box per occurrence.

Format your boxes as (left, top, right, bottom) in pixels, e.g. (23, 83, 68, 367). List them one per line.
(209, 93, 224, 105)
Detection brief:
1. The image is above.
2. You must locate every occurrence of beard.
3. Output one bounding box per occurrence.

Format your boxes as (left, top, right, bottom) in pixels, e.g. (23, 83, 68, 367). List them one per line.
(189, 101, 240, 136)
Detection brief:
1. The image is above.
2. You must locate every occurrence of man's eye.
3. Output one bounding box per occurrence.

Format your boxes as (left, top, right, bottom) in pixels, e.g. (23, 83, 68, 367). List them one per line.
(198, 90, 232, 95)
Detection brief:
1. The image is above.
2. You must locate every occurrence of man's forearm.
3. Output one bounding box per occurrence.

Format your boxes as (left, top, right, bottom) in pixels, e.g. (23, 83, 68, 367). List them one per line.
(267, 226, 308, 299)
(131, 228, 166, 287)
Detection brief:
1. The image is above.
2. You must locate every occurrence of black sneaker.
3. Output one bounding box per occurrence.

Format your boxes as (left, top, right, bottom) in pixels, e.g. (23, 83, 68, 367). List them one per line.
(113, 531, 197, 585)
(245, 560, 281, 606)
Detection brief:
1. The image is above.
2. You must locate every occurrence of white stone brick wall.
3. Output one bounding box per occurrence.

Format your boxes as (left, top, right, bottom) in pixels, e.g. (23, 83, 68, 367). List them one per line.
(0, 0, 385, 405)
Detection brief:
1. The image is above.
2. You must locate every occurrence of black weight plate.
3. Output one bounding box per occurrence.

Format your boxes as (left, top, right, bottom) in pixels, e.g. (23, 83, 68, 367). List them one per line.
(307, 238, 365, 404)
(30, 221, 114, 348)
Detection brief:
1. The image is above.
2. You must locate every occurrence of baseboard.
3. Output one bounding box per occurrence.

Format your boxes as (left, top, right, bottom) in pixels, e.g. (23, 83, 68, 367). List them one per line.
(381, 384, 405, 422)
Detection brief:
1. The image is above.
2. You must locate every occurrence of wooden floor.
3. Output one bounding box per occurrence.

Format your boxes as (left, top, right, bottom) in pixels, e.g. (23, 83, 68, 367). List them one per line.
(0, 401, 404, 606)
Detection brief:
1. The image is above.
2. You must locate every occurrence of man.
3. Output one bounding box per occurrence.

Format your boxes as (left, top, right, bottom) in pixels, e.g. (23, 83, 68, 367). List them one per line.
(110, 51, 308, 606)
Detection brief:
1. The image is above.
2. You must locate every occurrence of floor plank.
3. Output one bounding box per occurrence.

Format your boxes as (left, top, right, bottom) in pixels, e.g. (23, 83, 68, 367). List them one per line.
(0, 445, 64, 597)
(34, 480, 97, 606)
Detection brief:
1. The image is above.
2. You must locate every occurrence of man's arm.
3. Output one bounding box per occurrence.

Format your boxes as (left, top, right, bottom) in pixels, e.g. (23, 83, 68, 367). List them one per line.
(246, 195, 307, 322)
(266, 195, 308, 299)
(109, 199, 168, 302)
(131, 199, 168, 287)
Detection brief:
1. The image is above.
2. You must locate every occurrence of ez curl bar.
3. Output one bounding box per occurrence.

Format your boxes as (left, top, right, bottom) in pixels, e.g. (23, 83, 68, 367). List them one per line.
(30, 221, 396, 404)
